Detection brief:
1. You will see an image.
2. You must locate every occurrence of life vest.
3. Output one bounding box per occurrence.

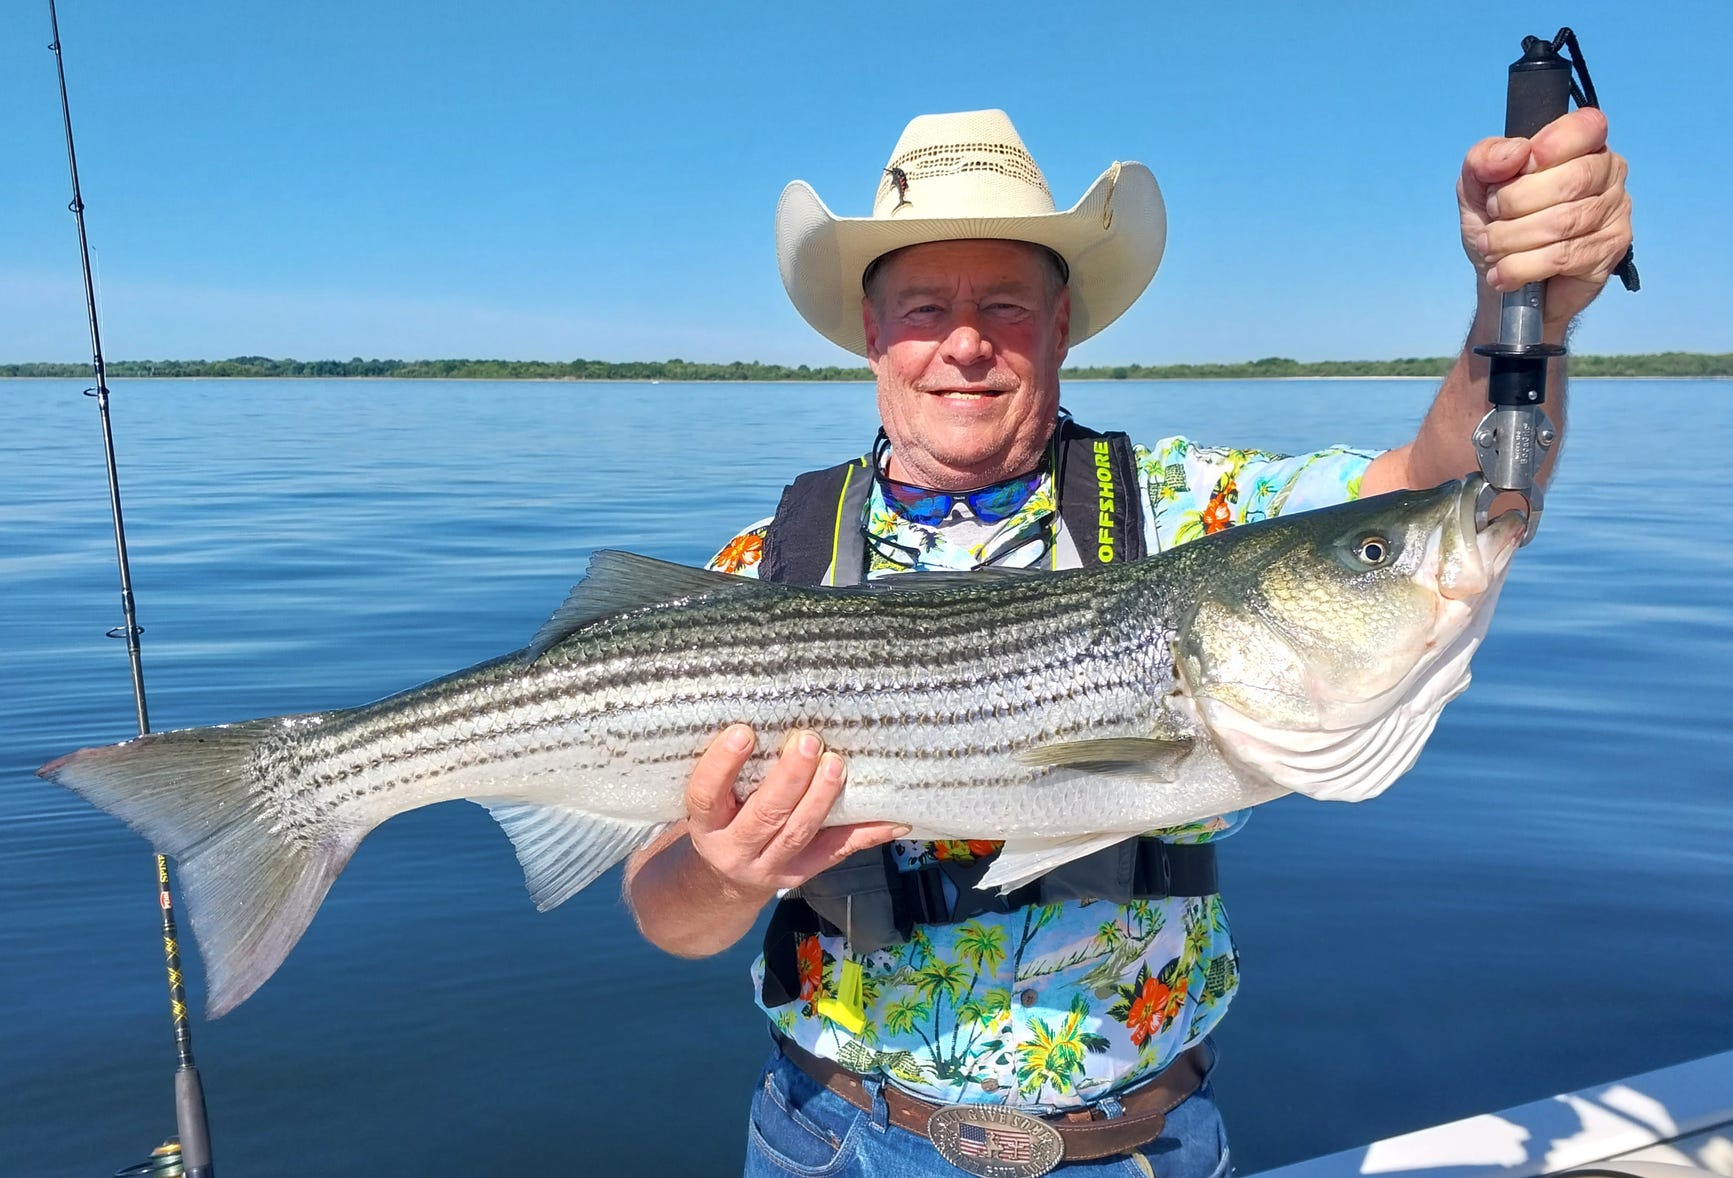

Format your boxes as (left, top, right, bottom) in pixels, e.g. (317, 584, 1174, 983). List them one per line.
(754, 417, 1219, 1008)
(761, 416, 1146, 585)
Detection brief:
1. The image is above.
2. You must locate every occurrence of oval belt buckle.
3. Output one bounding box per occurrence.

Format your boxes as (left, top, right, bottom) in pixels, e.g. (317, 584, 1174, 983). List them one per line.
(927, 1105, 1064, 1177)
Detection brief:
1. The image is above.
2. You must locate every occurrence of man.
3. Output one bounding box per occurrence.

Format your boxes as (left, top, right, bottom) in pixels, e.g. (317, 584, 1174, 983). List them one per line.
(625, 109, 1632, 1175)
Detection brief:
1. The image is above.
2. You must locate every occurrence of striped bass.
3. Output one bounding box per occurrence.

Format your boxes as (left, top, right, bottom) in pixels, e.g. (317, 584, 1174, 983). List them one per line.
(41, 477, 1523, 1018)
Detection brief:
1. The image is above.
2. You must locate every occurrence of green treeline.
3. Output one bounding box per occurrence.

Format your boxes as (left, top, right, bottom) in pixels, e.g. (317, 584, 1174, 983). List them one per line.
(0, 356, 872, 381)
(3, 351, 1730, 381)
(1064, 352, 1733, 379)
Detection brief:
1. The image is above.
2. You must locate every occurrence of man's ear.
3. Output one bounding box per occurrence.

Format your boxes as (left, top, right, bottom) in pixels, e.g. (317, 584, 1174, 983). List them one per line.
(862, 296, 884, 372)
(1054, 286, 1072, 366)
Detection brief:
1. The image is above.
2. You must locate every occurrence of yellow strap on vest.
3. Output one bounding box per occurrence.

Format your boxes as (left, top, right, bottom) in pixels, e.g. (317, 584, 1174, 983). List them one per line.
(825, 458, 867, 587)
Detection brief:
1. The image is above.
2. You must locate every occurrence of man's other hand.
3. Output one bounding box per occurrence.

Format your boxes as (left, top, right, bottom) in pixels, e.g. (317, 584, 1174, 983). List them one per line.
(1458, 107, 1633, 330)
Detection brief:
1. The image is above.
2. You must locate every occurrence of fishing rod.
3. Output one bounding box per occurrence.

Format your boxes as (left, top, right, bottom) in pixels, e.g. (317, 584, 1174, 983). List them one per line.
(46, 3, 215, 1175)
(1473, 27, 1638, 545)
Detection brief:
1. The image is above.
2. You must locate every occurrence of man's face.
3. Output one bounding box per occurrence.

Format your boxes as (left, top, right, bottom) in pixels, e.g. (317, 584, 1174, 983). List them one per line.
(862, 239, 1070, 490)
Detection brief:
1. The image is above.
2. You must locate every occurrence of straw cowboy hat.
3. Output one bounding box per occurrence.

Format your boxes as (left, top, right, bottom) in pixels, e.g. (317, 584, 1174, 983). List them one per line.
(775, 109, 1166, 357)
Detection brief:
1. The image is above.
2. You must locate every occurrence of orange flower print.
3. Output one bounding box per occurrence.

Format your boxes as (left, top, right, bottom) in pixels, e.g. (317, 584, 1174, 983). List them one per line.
(1202, 473, 1238, 535)
(796, 934, 824, 1003)
(1110, 961, 1191, 1047)
(1125, 975, 1168, 1046)
(711, 531, 764, 574)
(933, 839, 1003, 863)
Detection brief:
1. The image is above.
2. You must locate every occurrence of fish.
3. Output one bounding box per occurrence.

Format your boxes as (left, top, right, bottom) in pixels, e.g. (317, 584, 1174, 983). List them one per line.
(40, 476, 1524, 1018)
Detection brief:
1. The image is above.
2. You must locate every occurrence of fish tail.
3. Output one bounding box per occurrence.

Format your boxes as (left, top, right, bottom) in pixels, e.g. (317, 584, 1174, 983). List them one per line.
(39, 718, 363, 1018)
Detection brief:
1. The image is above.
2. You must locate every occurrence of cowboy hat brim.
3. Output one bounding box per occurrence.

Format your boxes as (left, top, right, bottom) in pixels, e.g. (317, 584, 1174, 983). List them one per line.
(776, 162, 1166, 357)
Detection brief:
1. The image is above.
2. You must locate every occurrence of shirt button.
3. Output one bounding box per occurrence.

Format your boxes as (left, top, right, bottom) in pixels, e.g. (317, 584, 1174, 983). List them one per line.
(1019, 989, 1038, 1007)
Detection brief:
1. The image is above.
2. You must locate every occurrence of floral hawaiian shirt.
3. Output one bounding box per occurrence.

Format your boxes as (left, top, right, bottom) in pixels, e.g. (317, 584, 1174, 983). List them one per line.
(710, 434, 1377, 1109)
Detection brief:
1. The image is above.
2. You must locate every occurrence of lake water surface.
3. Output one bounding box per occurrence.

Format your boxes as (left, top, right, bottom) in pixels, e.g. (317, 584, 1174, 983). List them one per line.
(3, 378, 1730, 1175)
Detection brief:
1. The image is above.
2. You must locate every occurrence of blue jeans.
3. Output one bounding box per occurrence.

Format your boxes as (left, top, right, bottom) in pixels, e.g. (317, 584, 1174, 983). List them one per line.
(743, 1044, 1229, 1178)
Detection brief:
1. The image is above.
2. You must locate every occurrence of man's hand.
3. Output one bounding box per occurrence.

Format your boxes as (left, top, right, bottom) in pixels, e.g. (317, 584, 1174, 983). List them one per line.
(1363, 108, 1632, 498)
(622, 724, 908, 957)
(685, 724, 909, 901)
(1458, 106, 1632, 329)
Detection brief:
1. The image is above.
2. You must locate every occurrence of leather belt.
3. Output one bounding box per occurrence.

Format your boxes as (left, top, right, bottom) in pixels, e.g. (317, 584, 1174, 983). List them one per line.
(773, 1034, 1208, 1165)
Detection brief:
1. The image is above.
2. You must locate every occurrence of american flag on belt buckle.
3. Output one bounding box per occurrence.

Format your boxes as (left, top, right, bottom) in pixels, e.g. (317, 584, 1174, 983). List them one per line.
(927, 1105, 1063, 1177)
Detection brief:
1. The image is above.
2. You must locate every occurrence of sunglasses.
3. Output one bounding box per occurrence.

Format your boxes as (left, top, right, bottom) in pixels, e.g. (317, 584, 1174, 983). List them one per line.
(871, 432, 1048, 526)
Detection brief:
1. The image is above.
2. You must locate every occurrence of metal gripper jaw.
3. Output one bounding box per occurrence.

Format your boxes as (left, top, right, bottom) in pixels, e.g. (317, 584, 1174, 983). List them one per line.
(1473, 403, 1555, 546)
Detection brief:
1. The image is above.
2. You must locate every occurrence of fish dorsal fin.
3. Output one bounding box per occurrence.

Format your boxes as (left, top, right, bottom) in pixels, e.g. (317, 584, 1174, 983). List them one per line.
(527, 550, 772, 659)
(1015, 736, 1194, 779)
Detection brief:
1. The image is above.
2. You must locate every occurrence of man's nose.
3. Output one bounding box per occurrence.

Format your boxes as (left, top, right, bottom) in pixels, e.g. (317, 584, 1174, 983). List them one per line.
(940, 318, 993, 366)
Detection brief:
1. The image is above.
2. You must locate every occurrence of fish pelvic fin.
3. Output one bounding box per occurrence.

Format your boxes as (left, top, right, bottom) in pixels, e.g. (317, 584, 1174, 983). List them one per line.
(475, 801, 666, 911)
(39, 719, 365, 1019)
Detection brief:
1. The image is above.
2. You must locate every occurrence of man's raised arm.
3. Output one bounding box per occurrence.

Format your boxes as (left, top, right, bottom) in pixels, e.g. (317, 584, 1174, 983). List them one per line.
(1363, 107, 1632, 496)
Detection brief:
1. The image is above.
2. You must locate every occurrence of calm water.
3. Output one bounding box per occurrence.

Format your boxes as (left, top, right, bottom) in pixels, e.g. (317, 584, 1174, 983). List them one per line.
(2, 378, 1730, 1175)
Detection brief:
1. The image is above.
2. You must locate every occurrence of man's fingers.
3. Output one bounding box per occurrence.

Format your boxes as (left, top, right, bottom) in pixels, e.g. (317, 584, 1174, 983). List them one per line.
(765, 751, 849, 860)
(1470, 109, 1607, 190)
(677, 722, 908, 894)
(1481, 186, 1626, 261)
(1486, 150, 1618, 222)
(1487, 227, 1629, 291)
(684, 723, 755, 835)
(1526, 106, 1609, 172)
(786, 820, 912, 881)
(1460, 135, 1529, 205)
(732, 729, 828, 849)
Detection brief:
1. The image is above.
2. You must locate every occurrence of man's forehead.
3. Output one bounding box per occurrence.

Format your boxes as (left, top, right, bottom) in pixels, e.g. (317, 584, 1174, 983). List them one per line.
(871, 239, 1056, 290)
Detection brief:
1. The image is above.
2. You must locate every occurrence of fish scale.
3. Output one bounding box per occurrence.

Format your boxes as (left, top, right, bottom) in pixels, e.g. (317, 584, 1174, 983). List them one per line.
(40, 478, 1522, 1017)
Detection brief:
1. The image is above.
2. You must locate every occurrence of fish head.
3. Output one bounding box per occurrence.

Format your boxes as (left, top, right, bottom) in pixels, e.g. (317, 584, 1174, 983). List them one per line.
(1175, 477, 1524, 802)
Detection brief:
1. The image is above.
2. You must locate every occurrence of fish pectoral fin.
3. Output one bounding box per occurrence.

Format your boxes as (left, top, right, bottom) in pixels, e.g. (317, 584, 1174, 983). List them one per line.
(526, 550, 777, 660)
(475, 800, 666, 911)
(977, 833, 1136, 893)
(1015, 736, 1193, 780)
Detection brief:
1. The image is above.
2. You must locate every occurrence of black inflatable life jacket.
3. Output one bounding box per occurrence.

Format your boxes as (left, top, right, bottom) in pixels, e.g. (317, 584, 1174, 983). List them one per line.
(761, 416, 1145, 585)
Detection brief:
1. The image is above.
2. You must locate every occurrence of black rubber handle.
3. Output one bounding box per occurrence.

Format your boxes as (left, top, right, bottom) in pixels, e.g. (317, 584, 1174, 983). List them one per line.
(1506, 40, 1573, 138)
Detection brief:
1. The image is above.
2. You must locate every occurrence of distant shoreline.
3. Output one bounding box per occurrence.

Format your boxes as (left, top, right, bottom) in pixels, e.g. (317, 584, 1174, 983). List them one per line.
(3, 351, 1729, 381)
(9, 374, 1730, 384)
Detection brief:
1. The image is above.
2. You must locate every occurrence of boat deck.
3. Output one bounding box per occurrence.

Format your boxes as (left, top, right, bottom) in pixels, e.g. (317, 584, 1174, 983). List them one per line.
(1249, 1050, 1733, 1178)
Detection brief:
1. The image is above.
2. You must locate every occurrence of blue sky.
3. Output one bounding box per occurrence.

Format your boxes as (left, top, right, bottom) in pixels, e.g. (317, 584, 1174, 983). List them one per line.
(2, 1, 1726, 367)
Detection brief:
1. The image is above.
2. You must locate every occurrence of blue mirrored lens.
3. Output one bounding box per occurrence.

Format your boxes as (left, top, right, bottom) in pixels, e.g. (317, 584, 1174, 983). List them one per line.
(879, 470, 1043, 526)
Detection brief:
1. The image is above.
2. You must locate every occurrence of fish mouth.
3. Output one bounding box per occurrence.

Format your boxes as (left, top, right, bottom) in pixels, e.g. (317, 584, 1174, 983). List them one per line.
(1441, 476, 1524, 602)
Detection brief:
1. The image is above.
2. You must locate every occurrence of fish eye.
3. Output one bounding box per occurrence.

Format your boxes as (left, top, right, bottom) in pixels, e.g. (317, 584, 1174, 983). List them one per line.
(1353, 535, 1393, 566)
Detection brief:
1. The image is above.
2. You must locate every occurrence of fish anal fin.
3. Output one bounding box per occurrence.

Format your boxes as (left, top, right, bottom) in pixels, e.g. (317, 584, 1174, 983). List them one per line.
(476, 801, 665, 911)
(1015, 736, 1193, 779)
(977, 833, 1135, 893)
